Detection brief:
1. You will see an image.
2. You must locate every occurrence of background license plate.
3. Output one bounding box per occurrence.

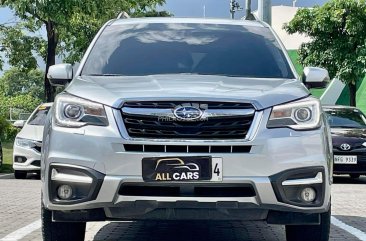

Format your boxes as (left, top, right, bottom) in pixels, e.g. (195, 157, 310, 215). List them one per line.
(334, 155, 357, 164)
(142, 156, 223, 182)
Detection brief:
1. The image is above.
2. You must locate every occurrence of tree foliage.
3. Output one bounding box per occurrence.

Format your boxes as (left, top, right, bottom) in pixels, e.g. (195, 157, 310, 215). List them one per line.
(0, 68, 44, 137)
(0, 67, 44, 99)
(285, 0, 366, 106)
(0, 92, 42, 119)
(0, 0, 167, 101)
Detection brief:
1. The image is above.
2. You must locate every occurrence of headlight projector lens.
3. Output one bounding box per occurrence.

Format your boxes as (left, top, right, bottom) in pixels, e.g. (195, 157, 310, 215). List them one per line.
(294, 107, 312, 122)
(64, 104, 83, 119)
(57, 185, 73, 200)
(300, 187, 316, 203)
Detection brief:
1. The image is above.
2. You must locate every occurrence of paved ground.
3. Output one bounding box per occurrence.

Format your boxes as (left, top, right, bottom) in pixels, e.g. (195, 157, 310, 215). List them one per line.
(0, 173, 365, 241)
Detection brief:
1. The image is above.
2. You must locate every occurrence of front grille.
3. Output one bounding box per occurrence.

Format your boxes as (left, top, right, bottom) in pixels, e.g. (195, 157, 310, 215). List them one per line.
(121, 101, 255, 139)
(124, 144, 251, 153)
(33, 146, 41, 153)
(119, 183, 256, 197)
(32, 141, 42, 153)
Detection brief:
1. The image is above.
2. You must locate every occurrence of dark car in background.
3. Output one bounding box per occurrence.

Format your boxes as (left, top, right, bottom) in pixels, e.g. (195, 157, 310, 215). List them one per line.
(324, 105, 366, 178)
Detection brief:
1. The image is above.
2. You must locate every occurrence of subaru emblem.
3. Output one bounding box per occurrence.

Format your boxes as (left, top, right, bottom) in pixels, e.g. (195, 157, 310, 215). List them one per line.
(173, 106, 203, 120)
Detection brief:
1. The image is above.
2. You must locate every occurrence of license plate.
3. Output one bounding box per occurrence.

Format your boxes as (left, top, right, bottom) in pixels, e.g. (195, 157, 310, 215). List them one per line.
(142, 156, 223, 182)
(334, 155, 357, 164)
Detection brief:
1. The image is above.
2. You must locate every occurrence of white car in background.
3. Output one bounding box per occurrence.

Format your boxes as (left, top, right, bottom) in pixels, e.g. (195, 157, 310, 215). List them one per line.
(13, 103, 52, 179)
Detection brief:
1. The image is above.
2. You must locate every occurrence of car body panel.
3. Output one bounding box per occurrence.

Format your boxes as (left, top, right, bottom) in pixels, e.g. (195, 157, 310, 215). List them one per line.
(324, 105, 366, 175)
(16, 125, 44, 142)
(66, 75, 309, 110)
(42, 18, 332, 223)
(13, 103, 53, 172)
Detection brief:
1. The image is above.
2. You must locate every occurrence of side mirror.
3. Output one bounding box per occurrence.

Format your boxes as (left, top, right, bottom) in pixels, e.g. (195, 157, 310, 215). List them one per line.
(302, 67, 330, 89)
(47, 64, 73, 87)
(13, 120, 26, 129)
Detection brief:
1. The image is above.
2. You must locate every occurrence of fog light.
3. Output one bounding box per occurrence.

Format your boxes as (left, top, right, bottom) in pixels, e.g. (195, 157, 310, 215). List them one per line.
(15, 156, 27, 163)
(57, 185, 73, 200)
(300, 187, 316, 202)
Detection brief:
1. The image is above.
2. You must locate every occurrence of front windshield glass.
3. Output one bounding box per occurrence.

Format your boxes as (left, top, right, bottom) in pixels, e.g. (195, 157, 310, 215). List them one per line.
(27, 106, 51, 126)
(82, 23, 295, 79)
(325, 108, 366, 128)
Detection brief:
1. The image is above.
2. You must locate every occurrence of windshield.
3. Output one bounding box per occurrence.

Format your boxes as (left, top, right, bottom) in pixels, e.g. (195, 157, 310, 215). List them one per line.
(82, 23, 294, 79)
(27, 106, 51, 126)
(324, 108, 366, 128)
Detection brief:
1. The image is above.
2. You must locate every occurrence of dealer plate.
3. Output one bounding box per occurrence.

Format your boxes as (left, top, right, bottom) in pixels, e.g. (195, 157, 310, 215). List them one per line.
(142, 156, 223, 182)
(334, 155, 357, 164)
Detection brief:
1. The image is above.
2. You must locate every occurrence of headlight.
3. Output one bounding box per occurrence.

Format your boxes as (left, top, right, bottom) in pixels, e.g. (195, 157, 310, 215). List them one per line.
(54, 93, 108, 128)
(15, 138, 36, 149)
(267, 97, 321, 130)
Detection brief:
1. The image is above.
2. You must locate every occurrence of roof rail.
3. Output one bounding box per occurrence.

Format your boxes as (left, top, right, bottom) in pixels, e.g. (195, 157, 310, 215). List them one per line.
(117, 11, 130, 19)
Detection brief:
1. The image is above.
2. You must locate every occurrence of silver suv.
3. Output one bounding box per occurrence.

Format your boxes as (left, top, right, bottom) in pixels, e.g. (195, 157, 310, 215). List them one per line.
(42, 18, 332, 241)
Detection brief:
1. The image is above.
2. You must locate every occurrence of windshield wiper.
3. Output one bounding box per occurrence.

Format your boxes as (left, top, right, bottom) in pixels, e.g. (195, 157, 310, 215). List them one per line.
(331, 125, 361, 129)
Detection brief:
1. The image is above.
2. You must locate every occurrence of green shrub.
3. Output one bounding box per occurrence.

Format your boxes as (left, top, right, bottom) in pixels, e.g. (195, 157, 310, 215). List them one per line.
(0, 117, 19, 142)
(0, 117, 8, 140)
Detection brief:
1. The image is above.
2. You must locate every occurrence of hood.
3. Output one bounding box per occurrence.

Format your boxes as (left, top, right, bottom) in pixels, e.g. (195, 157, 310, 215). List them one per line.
(17, 124, 44, 142)
(331, 128, 366, 149)
(65, 75, 309, 110)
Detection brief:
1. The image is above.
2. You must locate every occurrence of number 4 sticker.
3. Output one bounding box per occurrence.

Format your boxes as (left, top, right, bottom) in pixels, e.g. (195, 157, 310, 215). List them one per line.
(211, 158, 223, 181)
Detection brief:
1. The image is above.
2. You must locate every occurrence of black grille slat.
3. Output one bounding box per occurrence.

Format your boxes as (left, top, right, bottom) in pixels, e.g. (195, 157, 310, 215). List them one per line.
(126, 130, 248, 139)
(123, 101, 253, 109)
(124, 116, 252, 130)
(122, 101, 255, 139)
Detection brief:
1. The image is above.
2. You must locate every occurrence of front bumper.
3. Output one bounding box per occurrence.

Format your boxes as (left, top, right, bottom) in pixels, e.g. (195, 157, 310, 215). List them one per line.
(42, 107, 332, 223)
(43, 165, 330, 223)
(13, 144, 41, 171)
(52, 203, 322, 225)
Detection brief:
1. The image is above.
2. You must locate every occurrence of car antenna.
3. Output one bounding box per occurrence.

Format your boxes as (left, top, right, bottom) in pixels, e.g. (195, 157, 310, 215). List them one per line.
(117, 11, 130, 19)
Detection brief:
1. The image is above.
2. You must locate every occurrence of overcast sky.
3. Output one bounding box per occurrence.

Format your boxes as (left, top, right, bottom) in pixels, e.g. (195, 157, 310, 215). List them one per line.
(0, 0, 329, 72)
(162, 0, 328, 19)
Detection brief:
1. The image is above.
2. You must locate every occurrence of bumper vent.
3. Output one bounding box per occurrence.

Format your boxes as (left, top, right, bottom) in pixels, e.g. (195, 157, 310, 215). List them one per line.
(32, 160, 41, 167)
(119, 183, 256, 197)
(124, 144, 251, 153)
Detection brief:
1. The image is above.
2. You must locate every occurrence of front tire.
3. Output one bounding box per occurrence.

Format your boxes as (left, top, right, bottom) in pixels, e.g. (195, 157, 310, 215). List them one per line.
(14, 171, 27, 179)
(42, 205, 86, 241)
(286, 207, 330, 241)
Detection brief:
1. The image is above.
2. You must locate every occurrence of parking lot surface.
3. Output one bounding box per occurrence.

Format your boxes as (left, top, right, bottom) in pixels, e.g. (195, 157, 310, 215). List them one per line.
(0, 174, 365, 241)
